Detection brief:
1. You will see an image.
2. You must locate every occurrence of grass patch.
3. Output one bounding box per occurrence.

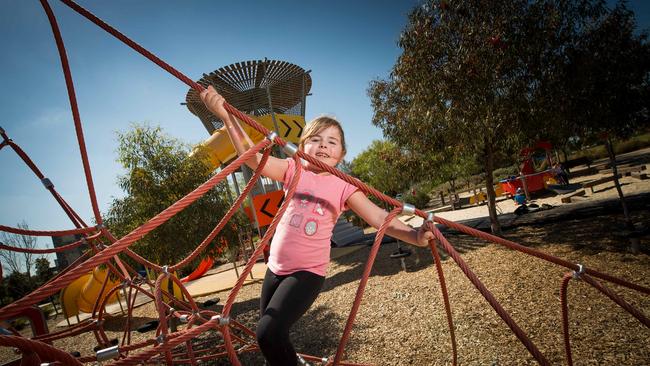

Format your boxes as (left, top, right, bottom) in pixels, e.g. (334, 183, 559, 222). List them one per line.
(568, 132, 650, 161)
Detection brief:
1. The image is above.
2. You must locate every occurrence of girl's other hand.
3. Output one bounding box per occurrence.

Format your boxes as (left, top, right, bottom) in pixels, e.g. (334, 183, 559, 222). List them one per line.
(199, 86, 229, 121)
(415, 224, 434, 247)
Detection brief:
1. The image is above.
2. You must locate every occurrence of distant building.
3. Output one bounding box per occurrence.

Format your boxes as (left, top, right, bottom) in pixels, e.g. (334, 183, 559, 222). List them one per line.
(51, 234, 84, 270)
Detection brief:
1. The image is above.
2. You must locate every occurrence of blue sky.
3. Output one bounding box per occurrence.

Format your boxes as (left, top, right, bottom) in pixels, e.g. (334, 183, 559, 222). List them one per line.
(1, 0, 648, 255)
(0, 0, 420, 254)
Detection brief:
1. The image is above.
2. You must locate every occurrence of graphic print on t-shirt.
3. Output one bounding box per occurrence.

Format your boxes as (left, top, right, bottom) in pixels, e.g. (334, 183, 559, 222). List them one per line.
(304, 219, 318, 236)
(313, 198, 325, 216)
(289, 213, 303, 228)
(297, 190, 315, 208)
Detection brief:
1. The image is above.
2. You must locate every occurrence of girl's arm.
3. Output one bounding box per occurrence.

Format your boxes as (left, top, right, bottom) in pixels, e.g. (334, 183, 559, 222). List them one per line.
(199, 86, 288, 182)
(346, 191, 433, 247)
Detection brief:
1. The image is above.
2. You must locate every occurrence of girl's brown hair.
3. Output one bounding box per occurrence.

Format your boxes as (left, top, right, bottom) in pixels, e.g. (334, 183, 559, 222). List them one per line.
(299, 116, 347, 156)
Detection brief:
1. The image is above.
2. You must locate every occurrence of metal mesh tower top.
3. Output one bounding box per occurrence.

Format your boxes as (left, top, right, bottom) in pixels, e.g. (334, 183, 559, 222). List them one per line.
(186, 59, 311, 134)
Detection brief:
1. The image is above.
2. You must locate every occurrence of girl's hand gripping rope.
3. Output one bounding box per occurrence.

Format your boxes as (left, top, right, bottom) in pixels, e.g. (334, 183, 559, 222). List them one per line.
(416, 224, 435, 247)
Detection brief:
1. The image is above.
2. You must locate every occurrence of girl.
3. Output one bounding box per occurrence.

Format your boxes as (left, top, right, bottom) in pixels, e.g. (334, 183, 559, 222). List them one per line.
(200, 86, 432, 365)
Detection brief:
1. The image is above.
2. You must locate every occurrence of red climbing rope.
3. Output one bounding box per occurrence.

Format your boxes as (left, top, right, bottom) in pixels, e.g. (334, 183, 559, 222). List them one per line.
(424, 220, 552, 365)
(0, 232, 99, 254)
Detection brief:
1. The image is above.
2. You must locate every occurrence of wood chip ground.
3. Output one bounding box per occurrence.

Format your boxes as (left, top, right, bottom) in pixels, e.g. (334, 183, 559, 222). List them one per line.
(3, 210, 647, 365)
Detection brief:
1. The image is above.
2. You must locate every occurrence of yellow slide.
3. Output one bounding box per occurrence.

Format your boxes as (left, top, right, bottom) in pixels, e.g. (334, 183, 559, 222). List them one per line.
(59, 267, 120, 318)
(200, 114, 305, 167)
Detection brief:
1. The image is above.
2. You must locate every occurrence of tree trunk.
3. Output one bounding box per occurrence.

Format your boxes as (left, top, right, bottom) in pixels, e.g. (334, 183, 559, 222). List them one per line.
(484, 142, 502, 235)
(605, 138, 637, 253)
(561, 147, 570, 174)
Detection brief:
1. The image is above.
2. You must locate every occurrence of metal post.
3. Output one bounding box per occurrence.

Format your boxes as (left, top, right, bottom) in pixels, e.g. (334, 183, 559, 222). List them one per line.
(233, 171, 263, 240)
(263, 60, 285, 191)
(520, 174, 531, 201)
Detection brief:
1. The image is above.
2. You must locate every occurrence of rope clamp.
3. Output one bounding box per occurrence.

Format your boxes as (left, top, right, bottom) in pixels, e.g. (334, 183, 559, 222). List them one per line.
(96, 345, 119, 362)
(266, 131, 278, 144)
(95, 223, 105, 230)
(402, 203, 416, 215)
(40, 178, 54, 189)
(210, 315, 230, 326)
(156, 334, 165, 344)
(162, 265, 170, 276)
(572, 264, 585, 279)
(282, 142, 299, 156)
(426, 212, 434, 222)
(179, 314, 189, 323)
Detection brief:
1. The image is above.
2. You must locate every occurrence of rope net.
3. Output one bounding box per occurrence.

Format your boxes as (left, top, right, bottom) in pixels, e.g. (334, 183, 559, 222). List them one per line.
(0, 1, 647, 365)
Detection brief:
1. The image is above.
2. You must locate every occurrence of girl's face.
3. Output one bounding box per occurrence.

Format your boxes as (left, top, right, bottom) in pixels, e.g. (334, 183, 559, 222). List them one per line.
(301, 125, 344, 170)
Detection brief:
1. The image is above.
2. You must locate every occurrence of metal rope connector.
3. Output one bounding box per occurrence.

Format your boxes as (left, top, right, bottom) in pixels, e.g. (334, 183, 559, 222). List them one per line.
(210, 315, 230, 326)
(40, 178, 54, 189)
(282, 142, 299, 156)
(162, 265, 170, 276)
(96, 345, 119, 362)
(179, 314, 189, 323)
(296, 353, 311, 366)
(572, 264, 585, 279)
(95, 223, 105, 230)
(426, 212, 434, 222)
(402, 203, 416, 215)
(266, 131, 278, 144)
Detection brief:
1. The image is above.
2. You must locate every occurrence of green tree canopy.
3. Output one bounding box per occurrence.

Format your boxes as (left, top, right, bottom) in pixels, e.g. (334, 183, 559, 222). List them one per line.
(104, 124, 246, 269)
(351, 140, 417, 199)
(35, 257, 54, 285)
(561, 3, 649, 142)
(368, 0, 648, 234)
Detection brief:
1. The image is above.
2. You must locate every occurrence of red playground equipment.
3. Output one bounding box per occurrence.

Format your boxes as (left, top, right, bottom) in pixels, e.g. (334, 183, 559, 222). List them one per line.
(499, 141, 556, 196)
(0, 1, 648, 365)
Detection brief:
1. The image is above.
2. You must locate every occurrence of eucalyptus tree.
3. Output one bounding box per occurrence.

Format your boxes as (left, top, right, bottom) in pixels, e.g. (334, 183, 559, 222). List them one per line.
(369, 0, 549, 234)
(104, 124, 245, 268)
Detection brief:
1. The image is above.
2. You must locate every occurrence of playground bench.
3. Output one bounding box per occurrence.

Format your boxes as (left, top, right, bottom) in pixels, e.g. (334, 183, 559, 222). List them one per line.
(560, 189, 586, 203)
(598, 165, 647, 176)
(582, 174, 621, 194)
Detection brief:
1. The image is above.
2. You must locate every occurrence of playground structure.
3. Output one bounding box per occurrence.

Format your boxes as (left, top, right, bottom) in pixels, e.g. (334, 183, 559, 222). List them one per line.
(186, 59, 310, 235)
(0, 1, 648, 365)
(499, 141, 559, 199)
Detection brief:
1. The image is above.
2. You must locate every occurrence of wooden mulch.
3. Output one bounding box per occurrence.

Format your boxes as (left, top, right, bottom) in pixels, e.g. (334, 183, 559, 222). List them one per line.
(1, 211, 648, 365)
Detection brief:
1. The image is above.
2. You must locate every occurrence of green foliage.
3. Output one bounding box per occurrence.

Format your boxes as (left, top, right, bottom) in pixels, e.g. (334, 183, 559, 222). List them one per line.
(6, 270, 37, 300)
(558, 3, 650, 144)
(34, 257, 54, 285)
(403, 187, 431, 209)
(368, 0, 648, 233)
(568, 132, 650, 161)
(351, 140, 414, 198)
(104, 123, 246, 269)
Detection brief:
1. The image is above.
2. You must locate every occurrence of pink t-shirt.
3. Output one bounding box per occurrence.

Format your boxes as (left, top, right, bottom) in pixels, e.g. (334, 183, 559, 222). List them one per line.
(267, 158, 359, 276)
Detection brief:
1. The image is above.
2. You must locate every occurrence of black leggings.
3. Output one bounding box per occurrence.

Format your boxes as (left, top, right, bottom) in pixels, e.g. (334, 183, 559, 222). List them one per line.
(257, 268, 325, 366)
